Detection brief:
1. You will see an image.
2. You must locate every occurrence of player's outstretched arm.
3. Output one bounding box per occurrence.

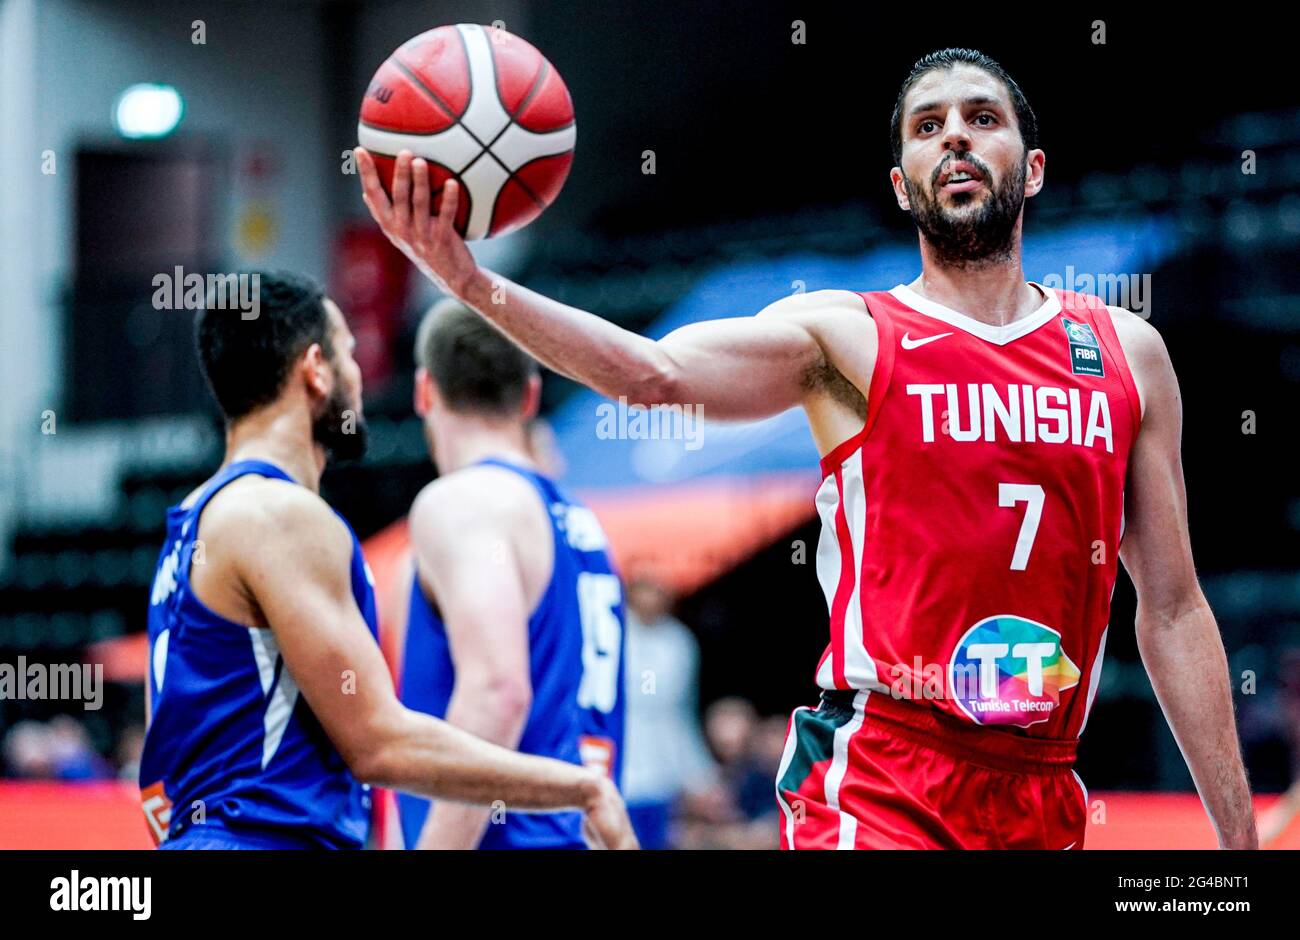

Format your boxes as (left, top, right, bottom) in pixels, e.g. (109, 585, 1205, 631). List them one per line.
(1115, 314, 1257, 849)
(408, 471, 538, 849)
(234, 484, 636, 848)
(356, 147, 841, 422)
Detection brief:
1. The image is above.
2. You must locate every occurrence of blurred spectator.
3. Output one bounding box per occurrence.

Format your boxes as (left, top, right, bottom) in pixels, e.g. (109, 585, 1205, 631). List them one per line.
(2, 716, 112, 781)
(706, 696, 756, 765)
(44, 716, 113, 780)
(621, 577, 720, 848)
(2, 721, 55, 778)
(745, 716, 791, 819)
(675, 698, 781, 849)
(706, 697, 773, 818)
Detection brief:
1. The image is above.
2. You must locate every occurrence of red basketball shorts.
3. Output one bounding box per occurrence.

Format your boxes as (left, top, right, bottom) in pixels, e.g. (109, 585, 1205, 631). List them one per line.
(775, 689, 1089, 849)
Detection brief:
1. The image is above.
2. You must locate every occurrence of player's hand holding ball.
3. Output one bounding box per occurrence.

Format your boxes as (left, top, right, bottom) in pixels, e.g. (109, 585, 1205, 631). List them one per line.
(357, 148, 481, 298)
(356, 23, 577, 298)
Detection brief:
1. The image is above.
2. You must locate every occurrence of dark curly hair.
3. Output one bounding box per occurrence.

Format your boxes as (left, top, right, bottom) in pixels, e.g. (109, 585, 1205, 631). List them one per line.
(890, 48, 1038, 166)
(195, 270, 335, 422)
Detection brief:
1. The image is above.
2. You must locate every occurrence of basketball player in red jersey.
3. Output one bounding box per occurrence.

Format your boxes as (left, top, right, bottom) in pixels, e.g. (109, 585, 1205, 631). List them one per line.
(355, 48, 1257, 849)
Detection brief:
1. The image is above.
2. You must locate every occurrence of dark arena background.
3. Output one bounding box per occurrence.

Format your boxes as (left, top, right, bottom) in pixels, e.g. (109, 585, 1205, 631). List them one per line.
(0, 0, 1299, 860)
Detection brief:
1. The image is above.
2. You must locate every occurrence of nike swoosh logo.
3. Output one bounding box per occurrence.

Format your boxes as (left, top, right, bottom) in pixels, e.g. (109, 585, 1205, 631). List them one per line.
(900, 331, 954, 350)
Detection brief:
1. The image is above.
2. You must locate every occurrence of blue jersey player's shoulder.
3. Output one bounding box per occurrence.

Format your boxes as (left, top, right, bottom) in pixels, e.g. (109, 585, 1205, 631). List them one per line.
(411, 461, 551, 527)
(407, 461, 556, 580)
(205, 472, 349, 544)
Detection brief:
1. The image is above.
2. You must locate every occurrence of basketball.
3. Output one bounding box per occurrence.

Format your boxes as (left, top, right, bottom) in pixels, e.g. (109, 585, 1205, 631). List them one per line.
(357, 23, 576, 240)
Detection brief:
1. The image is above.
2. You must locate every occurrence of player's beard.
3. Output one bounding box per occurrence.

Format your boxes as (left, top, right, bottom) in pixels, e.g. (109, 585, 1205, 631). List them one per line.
(904, 152, 1026, 268)
(312, 369, 368, 463)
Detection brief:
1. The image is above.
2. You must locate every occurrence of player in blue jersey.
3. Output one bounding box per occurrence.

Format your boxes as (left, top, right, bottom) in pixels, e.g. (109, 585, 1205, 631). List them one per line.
(398, 301, 627, 849)
(139, 271, 635, 850)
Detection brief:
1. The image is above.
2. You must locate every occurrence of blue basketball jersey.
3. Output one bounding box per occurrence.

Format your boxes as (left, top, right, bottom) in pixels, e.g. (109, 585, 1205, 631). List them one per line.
(398, 458, 626, 849)
(139, 460, 378, 849)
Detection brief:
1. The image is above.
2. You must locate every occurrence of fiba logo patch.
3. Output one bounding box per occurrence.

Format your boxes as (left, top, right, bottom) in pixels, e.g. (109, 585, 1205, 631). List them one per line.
(1061, 318, 1105, 377)
(948, 615, 1080, 728)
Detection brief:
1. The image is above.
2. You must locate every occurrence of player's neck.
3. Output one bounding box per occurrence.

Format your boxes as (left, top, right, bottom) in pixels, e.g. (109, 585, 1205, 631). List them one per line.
(433, 417, 534, 476)
(910, 254, 1043, 328)
(223, 404, 327, 493)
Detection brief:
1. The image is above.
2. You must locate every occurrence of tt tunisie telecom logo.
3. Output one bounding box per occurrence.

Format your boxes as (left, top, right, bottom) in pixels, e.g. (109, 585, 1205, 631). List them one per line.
(948, 615, 1081, 727)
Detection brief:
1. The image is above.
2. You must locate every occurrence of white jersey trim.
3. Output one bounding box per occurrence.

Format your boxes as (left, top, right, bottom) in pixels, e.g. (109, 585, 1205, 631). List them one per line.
(825, 690, 868, 849)
(775, 706, 812, 848)
(890, 282, 1062, 346)
(1077, 625, 1108, 737)
(249, 628, 300, 770)
(814, 453, 884, 692)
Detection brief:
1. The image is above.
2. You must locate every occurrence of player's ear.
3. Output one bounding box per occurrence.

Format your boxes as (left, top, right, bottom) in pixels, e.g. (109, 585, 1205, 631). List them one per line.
(890, 167, 911, 211)
(520, 373, 542, 421)
(301, 343, 332, 399)
(1024, 148, 1046, 198)
(413, 367, 435, 417)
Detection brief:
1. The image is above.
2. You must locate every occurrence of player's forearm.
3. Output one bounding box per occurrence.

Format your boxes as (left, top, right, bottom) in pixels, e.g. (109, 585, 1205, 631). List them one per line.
(360, 706, 598, 813)
(458, 267, 675, 403)
(415, 683, 531, 849)
(1136, 597, 1257, 848)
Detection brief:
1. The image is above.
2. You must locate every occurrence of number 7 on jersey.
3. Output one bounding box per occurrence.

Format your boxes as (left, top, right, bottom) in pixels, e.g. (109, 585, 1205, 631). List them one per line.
(999, 483, 1045, 571)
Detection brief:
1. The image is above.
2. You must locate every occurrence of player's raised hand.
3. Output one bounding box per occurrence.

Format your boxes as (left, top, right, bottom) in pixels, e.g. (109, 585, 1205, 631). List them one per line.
(355, 147, 480, 299)
(581, 774, 640, 850)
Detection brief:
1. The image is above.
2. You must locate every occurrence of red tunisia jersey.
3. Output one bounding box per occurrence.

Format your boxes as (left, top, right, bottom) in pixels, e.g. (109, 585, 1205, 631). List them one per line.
(813, 283, 1142, 739)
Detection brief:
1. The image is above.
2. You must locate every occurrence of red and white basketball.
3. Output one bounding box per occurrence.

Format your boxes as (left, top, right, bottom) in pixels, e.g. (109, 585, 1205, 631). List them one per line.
(358, 23, 576, 240)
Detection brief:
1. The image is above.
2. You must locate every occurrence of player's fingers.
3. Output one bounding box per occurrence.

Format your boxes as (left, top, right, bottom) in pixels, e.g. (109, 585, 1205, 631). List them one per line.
(410, 158, 431, 240)
(602, 816, 639, 850)
(354, 148, 393, 224)
(391, 150, 413, 231)
(581, 815, 606, 850)
(437, 178, 460, 240)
